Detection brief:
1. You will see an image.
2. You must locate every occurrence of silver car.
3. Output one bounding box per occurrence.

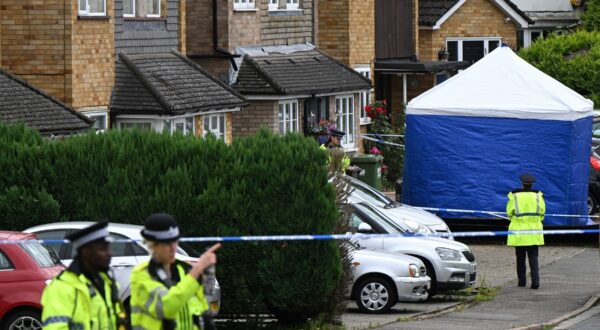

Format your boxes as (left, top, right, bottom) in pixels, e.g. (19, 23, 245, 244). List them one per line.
(349, 202, 476, 296)
(349, 247, 430, 313)
(347, 176, 453, 238)
(24, 222, 221, 315)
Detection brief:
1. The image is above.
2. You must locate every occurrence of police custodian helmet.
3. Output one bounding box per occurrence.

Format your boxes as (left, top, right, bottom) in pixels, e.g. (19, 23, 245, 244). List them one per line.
(66, 221, 112, 250)
(140, 213, 181, 242)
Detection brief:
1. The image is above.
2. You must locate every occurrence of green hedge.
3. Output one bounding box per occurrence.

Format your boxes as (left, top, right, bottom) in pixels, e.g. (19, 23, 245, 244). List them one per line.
(519, 30, 600, 106)
(0, 124, 341, 323)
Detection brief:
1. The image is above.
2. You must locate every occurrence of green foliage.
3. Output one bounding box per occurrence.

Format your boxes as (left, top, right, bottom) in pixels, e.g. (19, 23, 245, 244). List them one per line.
(0, 124, 341, 324)
(583, 0, 600, 32)
(363, 100, 406, 187)
(519, 30, 600, 106)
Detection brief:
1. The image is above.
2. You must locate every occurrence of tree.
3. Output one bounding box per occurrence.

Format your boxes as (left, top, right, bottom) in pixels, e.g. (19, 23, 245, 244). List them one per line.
(519, 30, 600, 106)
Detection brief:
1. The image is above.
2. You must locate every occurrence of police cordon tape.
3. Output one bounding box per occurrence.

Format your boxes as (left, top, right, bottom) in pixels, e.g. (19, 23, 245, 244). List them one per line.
(360, 135, 405, 147)
(362, 133, 405, 138)
(417, 206, 600, 219)
(1, 229, 599, 245)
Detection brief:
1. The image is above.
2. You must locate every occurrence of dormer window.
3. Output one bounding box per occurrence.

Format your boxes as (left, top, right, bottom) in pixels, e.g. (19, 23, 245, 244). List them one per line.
(123, 0, 160, 18)
(79, 0, 106, 16)
(286, 0, 299, 10)
(234, 0, 256, 10)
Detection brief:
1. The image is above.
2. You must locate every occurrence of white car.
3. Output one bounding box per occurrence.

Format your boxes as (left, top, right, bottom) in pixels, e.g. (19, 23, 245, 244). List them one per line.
(347, 176, 453, 238)
(349, 202, 476, 296)
(349, 247, 430, 313)
(24, 222, 221, 315)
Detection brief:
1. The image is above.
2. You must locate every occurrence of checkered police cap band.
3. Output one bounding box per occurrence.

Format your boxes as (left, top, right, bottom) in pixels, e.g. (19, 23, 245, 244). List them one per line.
(143, 226, 180, 241)
(72, 227, 110, 249)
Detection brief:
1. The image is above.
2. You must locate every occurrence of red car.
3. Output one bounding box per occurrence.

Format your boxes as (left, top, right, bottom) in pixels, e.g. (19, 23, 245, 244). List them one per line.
(0, 231, 64, 330)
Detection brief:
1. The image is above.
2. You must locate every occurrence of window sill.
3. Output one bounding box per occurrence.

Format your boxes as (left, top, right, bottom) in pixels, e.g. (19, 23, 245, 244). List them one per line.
(267, 9, 303, 16)
(360, 119, 372, 125)
(233, 8, 258, 12)
(124, 17, 166, 21)
(78, 15, 110, 20)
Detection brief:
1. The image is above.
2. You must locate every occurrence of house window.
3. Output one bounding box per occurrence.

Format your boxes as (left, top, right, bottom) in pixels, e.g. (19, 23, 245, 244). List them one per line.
(123, 0, 160, 17)
(79, 0, 106, 16)
(446, 38, 501, 64)
(119, 121, 153, 130)
(83, 112, 108, 131)
(336, 95, 355, 148)
(354, 66, 372, 125)
(286, 0, 299, 10)
(173, 117, 195, 135)
(234, 0, 255, 10)
(279, 100, 299, 134)
(269, 0, 278, 10)
(203, 114, 226, 141)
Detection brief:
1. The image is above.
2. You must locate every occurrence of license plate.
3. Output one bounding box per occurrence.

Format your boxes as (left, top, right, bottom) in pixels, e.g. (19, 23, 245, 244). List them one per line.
(210, 302, 219, 312)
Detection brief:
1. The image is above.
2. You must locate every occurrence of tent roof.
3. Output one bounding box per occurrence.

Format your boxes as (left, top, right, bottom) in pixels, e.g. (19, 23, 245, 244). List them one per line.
(407, 47, 593, 121)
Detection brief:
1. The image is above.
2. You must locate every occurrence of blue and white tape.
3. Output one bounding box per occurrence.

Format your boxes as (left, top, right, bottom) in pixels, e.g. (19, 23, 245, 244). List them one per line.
(1, 229, 598, 245)
(362, 133, 405, 138)
(360, 135, 405, 147)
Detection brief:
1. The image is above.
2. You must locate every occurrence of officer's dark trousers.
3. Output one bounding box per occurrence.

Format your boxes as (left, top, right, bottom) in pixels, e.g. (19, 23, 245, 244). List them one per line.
(515, 245, 539, 286)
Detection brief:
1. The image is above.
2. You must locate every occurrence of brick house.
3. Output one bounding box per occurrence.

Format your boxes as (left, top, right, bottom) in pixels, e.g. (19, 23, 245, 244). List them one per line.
(317, 0, 375, 151)
(1, 0, 245, 140)
(371, 0, 532, 117)
(186, 0, 371, 152)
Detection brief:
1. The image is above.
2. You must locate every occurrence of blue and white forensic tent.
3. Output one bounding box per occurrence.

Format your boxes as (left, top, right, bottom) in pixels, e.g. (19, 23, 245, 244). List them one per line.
(402, 47, 594, 226)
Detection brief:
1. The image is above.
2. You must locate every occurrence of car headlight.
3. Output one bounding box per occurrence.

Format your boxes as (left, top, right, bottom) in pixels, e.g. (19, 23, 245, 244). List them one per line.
(436, 247, 462, 261)
(408, 264, 420, 277)
(404, 220, 433, 235)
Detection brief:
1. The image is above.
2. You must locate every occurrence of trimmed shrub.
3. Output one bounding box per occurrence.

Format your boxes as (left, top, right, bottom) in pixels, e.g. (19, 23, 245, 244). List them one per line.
(0, 125, 341, 323)
(519, 30, 600, 106)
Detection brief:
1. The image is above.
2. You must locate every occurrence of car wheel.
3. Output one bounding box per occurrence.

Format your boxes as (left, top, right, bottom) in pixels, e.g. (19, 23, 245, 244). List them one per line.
(354, 276, 397, 313)
(420, 259, 437, 299)
(4, 310, 42, 330)
(588, 192, 598, 215)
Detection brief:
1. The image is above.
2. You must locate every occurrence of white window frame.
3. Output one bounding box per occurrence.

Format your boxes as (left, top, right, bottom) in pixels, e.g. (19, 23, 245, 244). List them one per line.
(123, 0, 135, 17)
(123, 0, 161, 18)
(172, 117, 195, 136)
(279, 99, 299, 134)
(83, 111, 109, 132)
(234, 0, 256, 10)
(203, 113, 227, 142)
(79, 0, 107, 16)
(286, 0, 299, 10)
(336, 95, 355, 149)
(445, 37, 502, 61)
(268, 0, 279, 11)
(354, 66, 372, 125)
(118, 120, 155, 130)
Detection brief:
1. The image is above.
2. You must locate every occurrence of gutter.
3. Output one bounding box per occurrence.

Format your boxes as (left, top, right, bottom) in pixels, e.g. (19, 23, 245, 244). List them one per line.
(186, 0, 240, 71)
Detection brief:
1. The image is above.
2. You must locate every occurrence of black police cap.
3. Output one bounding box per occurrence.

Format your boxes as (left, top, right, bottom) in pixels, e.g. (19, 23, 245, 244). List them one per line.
(330, 129, 346, 138)
(520, 173, 536, 184)
(141, 213, 181, 242)
(66, 221, 111, 250)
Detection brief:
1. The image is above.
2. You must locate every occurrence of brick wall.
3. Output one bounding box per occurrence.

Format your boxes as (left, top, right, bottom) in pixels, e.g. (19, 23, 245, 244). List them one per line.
(232, 100, 278, 137)
(195, 112, 234, 143)
(318, 0, 349, 65)
(191, 57, 230, 83)
(349, 0, 373, 67)
(70, 1, 115, 109)
(179, 0, 186, 52)
(413, 0, 419, 58)
(0, 0, 71, 102)
(186, 0, 229, 55)
(419, 0, 518, 61)
(229, 1, 261, 50)
(260, 0, 314, 47)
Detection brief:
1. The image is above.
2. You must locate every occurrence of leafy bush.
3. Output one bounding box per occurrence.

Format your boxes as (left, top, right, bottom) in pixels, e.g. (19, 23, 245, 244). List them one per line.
(0, 124, 342, 324)
(519, 30, 600, 106)
(583, 0, 600, 32)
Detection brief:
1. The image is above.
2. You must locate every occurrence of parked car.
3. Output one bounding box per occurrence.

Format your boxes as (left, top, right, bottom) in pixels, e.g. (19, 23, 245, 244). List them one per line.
(589, 145, 600, 215)
(0, 231, 64, 330)
(347, 176, 453, 238)
(24, 222, 221, 316)
(349, 246, 430, 313)
(348, 202, 476, 296)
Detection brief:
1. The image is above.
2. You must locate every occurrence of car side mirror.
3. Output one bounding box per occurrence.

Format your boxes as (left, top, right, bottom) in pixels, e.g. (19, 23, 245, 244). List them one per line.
(357, 222, 374, 234)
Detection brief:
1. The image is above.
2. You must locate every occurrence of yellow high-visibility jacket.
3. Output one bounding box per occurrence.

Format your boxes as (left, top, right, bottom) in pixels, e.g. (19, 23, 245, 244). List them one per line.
(506, 189, 545, 246)
(41, 259, 123, 330)
(130, 259, 208, 330)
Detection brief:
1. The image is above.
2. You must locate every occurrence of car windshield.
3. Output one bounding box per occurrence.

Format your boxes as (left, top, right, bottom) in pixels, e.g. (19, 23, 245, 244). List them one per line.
(355, 203, 407, 234)
(20, 242, 62, 268)
(350, 178, 396, 209)
(593, 120, 600, 139)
